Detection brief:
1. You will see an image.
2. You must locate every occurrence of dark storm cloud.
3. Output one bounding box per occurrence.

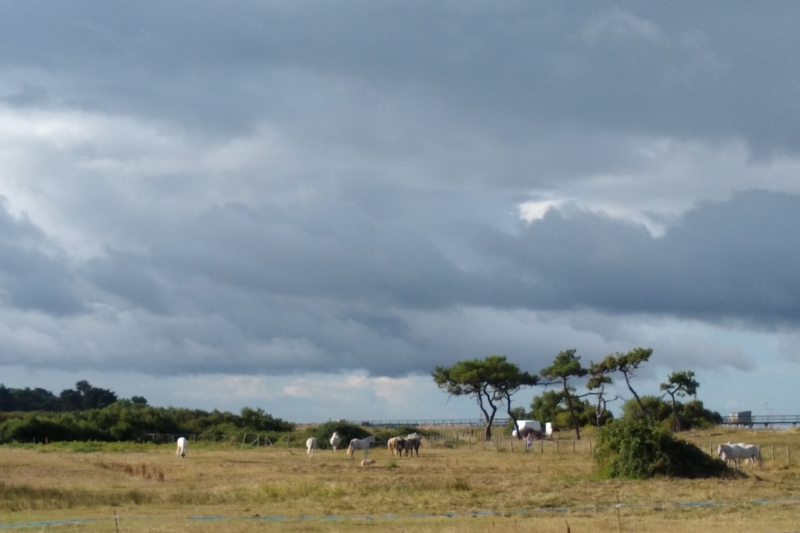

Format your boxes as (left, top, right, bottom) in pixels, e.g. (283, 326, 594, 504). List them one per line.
(83, 251, 169, 314)
(0, 202, 84, 315)
(474, 190, 800, 323)
(145, 189, 800, 328)
(1, 2, 799, 158)
(1, 2, 799, 386)
(61, 188, 796, 377)
(152, 201, 468, 309)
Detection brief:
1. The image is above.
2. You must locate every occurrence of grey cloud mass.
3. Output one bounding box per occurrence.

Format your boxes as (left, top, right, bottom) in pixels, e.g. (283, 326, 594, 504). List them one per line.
(0, 2, 799, 417)
(474, 190, 800, 323)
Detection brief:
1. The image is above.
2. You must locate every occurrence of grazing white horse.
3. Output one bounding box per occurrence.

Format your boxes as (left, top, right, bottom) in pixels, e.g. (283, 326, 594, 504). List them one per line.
(730, 442, 762, 468)
(718, 443, 761, 470)
(176, 437, 188, 458)
(306, 437, 317, 457)
(330, 432, 341, 452)
(346, 435, 376, 460)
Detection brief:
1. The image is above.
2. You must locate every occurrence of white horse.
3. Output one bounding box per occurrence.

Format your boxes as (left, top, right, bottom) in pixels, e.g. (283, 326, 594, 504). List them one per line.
(730, 442, 762, 468)
(330, 432, 341, 452)
(176, 437, 188, 458)
(718, 443, 761, 470)
(346, 435, 376, 460)
(718, 443, 741, 468)
(387, 436, 400, 456)
(306, 437, 317, 457)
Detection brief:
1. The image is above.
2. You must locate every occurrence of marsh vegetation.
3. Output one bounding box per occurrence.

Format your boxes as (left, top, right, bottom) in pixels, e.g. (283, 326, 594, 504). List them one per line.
(2, 427, 800, 532)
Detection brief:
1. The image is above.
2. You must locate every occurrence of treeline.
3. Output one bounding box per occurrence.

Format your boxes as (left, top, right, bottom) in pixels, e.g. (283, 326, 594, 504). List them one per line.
(520, 391, 721, 434)
(0, 381, 127, 412)
(435, 347, 723, 441)
(0, 381, 294, 444)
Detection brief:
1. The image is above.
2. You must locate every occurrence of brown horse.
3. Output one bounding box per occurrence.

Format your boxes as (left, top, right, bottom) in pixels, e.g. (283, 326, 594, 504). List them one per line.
(398, 436, 421, 457)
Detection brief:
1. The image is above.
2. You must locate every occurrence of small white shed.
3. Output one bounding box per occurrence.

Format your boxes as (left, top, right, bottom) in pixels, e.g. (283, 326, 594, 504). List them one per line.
(511, 420, 542, 437)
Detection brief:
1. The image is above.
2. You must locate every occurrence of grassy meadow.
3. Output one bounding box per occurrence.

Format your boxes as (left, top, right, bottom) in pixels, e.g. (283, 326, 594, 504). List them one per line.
(2, 427, 800, 532)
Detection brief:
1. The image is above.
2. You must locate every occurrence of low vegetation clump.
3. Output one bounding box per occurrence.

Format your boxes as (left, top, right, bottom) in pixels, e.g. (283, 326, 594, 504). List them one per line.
(595, 420, 727, 479)
(0, 402, 294, 444)
(301, 421, 371, 448)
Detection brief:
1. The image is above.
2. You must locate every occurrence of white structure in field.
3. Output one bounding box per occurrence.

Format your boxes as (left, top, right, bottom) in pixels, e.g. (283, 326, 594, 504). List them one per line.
(511, 420, 542, 437)
(729, 411, 752, 426)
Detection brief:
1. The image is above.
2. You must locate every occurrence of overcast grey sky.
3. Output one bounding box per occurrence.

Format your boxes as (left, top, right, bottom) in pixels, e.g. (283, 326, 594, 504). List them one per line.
(1, 2, 799, 421)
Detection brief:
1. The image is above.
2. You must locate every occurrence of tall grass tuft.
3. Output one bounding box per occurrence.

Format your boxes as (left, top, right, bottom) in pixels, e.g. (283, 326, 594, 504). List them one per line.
(94, 460, 165, 481)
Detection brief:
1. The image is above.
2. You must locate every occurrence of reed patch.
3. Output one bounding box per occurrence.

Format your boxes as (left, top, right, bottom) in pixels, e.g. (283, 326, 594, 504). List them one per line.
(94, 460, 166, 481)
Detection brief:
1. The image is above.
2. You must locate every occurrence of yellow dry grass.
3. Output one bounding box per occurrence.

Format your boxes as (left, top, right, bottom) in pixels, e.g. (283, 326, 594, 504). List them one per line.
(1, 427, 800, 532)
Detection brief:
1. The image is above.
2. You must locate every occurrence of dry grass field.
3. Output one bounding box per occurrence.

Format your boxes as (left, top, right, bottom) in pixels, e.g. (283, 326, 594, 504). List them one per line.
(2, 427, 800, 532)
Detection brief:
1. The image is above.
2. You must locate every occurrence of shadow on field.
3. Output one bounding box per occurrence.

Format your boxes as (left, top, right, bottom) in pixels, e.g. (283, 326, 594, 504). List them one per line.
(723, 469, 752, 480)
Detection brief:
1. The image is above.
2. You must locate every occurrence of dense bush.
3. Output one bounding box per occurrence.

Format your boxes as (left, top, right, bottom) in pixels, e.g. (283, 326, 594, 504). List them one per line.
(0, 403, 295, 444)
(0, 381, 117, 412)
(370, 425, 437, 444)
(301, 421, 372, 449)
(529, 390, 614, 432)
(621, 396, 722, 430)
(595, 420, 727, 479)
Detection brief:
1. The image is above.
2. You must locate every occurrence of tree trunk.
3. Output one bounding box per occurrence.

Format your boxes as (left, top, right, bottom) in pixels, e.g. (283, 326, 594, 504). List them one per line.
(506, 395, 521, 439)
(595, 383, 605, 427)
(624, 371, 653, 425)
(669, 394, 682, 432)
(478, 390, 497, 441)
(562, 381, 581, 440)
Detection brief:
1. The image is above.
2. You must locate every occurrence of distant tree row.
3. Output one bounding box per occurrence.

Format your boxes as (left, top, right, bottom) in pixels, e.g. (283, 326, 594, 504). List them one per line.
(0, 401, 295, 444)
(0, 380, 295, 444)
(0, 381, 132, 412)
(433, 348, 722, 441)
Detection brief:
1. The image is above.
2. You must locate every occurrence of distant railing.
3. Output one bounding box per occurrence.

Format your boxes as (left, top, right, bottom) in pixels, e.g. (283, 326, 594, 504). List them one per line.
(351, 418, 511, 427)
(140, 433, 271, 445)
(720, 414, 800, 426)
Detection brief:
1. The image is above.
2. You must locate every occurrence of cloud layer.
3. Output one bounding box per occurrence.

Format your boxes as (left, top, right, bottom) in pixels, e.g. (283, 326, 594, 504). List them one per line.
(1, 3, 799, 416)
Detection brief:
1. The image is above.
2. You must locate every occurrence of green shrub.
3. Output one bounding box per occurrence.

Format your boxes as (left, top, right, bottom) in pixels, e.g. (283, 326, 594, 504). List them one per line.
(302, 421, 371, 449)
(595, 420, 727, 479)
(370, 425, 436, 443)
